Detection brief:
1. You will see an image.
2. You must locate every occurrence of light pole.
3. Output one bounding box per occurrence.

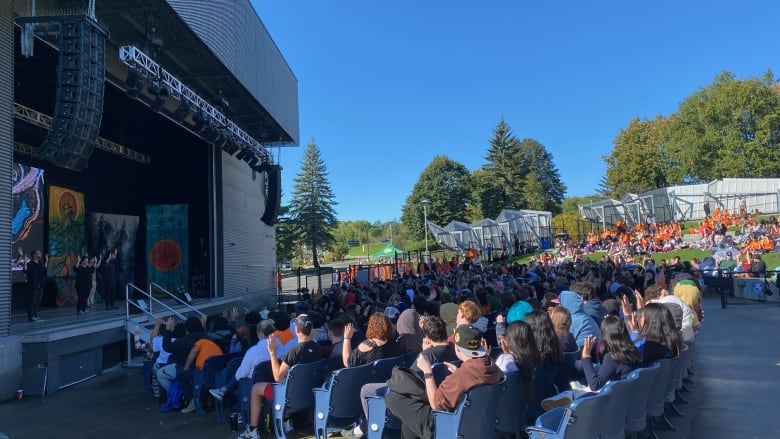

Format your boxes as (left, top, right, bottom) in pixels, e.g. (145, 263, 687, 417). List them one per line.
(421, 199, 430, 264)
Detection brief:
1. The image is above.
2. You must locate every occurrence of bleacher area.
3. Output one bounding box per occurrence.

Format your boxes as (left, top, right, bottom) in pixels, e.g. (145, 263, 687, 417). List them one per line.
(3, 296, 779, 439)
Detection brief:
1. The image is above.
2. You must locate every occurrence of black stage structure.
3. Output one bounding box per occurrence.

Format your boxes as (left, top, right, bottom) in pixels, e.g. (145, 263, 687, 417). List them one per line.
(0, 0, 298, 398)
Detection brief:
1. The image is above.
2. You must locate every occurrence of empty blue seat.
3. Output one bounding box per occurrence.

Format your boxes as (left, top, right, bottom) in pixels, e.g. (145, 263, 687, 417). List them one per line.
(600, 373, 638, 439)
(433, 377, 505, 439)
(270, 358, 328, 439)
(624, 363, 659, 436)
(526, 385, 612, 439)
(193, 354, 232, 415)
(494, 372, 530, 438)
(313, 363, 374, 439)
(664, 344, 689, 417)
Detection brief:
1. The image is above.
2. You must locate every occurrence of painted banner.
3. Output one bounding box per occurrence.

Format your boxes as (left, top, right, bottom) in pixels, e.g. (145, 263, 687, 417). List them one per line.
(47, 185, 86, 306)
(87, 212, 140, 302)
(146, 204, 189, 292)
(11, 163, 45, 283)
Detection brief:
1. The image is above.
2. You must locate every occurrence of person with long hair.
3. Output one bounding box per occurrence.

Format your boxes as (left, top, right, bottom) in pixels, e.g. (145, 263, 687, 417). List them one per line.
(550, 306, 578, 353)
(343, 312, 402, 367)
(633, 303, 682, 365)
(524, 311, 564, 367)
(581, 315, 642, 391)
(496, 320, 541, 376)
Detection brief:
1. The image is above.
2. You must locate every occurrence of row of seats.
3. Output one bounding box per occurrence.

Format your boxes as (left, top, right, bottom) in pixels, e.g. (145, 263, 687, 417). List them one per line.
(527, 343, 694, 439)
(204, 352, 416, 438)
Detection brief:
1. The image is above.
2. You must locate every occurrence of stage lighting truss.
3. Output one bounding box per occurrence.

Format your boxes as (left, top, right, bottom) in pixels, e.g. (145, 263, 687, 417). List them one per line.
(13, 102, 151, 165)
(119, 45, 272, 167)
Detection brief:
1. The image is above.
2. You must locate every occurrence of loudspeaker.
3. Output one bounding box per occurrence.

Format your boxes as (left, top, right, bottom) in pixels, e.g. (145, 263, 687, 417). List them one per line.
(261, 164, 281, 226)
(40, 16, 108, 171)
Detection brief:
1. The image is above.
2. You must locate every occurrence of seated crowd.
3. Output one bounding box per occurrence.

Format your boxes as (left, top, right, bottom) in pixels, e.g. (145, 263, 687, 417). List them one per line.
(141, 253, 703, 438)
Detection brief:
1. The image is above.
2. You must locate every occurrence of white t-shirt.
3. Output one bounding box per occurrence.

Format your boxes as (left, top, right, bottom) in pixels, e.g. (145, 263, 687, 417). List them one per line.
(654, 295, 695, 342)
(495, 353, 519, 373)
(234, 339, 271, 380)
(152, 335, 173, 365)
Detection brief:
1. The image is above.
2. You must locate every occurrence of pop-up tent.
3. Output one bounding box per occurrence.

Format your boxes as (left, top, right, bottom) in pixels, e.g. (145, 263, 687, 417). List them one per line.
(371, 242, 406, 257)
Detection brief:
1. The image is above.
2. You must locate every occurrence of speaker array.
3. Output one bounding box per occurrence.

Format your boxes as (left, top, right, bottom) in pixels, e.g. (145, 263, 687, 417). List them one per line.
(261, 164, 281, 226)
(40, 17, 108, 171)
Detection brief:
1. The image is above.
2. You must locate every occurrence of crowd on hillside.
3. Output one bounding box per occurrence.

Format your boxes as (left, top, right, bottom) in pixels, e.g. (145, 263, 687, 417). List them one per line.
(136, 251, 704, 438)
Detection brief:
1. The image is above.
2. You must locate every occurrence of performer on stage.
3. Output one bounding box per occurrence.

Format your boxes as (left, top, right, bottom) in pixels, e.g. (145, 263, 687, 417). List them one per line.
(23, 249, 47, 322)
(74, 255, 99, 315)
(100, 248, 119, 310)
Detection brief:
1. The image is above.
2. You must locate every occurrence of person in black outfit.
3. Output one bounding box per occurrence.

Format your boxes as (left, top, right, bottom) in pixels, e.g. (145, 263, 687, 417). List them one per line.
(73, 256, 97, 315)
(23, 249, 48, 322)
(101, 248, 119, 310)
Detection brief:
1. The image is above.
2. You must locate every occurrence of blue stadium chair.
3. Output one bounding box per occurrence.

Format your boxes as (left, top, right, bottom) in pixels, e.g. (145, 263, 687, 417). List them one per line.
(370, 355, 405, 383)
(214, 356, 243, 423)
(313, 363, 374, 439)
(600, 373, 638, 439)
(494, 372, 530, 439)
(326, 354, 345, 373)
(193, 354, 232, 415)
(624, 363, 659, 438)
(270, 358, 328, 439)
(553, 351, 578, 393)
(433, 377, 505, 439)
(403, 350, 421, 367)
(645, 358, 676, 437)
(365, 385, 398, 439)
(238, 360, 272, 426)
(664, 344, 689, 417)
(529, 363, 558, 423)
(526, 385, 612, 439)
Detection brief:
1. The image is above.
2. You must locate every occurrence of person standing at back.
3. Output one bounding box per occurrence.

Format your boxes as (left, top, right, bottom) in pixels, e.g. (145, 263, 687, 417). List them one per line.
(23, 249, 47, 322)
(101, 248, 119, 310)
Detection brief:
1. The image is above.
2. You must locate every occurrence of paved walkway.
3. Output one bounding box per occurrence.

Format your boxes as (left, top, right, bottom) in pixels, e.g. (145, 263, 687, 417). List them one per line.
(0, 295, 777, 439)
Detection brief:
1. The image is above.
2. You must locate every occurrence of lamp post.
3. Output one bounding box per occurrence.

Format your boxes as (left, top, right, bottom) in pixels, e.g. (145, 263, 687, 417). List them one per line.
(421, 199, 431, 264)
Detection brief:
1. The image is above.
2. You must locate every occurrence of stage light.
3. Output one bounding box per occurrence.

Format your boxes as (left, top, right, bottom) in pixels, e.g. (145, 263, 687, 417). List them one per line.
(173, 101, 191, 122)
(235, 147, 249, 161)
(246, 155, 259, 167)
(150, 81, 170, 99)
(151, 95, 166, 112)
(124, 68, 143, 98)
(192, 110, 208, 132)
(222, 138, 241, 155)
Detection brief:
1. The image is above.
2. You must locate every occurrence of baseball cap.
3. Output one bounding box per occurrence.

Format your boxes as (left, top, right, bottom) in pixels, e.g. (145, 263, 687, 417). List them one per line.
(384, 306, 400, 320)
(453, 324, 486, 358)
(726, 251, 732, 256)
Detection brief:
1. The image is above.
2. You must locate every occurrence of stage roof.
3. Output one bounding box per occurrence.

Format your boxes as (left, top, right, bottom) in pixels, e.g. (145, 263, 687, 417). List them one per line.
(14, 0, 299, 146)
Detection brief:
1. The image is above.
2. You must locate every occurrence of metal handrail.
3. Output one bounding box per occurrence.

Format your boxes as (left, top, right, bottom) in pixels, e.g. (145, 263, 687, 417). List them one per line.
(125, 282, 188, 366)
(149, 282, 205, 316)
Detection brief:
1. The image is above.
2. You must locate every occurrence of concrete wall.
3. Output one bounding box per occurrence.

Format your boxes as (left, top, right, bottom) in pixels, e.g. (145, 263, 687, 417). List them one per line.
(0, 337, 22, 399)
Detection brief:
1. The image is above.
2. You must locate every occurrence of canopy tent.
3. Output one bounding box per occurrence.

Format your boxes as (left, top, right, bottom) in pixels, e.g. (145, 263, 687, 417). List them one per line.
(371, 242, 406, 257)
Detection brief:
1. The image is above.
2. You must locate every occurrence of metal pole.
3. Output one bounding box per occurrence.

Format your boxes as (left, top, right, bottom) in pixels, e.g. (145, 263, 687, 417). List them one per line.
(421, 199, 430, 264)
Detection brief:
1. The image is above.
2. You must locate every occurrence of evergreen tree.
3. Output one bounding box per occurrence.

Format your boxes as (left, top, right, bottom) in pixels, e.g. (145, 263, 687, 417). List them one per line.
(518, 138, 566, 213)
(288, 140, 338, 267)
(481, 117, 525, 218)
(274, 202, 297, 262)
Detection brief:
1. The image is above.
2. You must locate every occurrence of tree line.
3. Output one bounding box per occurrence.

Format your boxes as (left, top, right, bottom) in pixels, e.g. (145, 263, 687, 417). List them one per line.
(279, 69, 780, 265)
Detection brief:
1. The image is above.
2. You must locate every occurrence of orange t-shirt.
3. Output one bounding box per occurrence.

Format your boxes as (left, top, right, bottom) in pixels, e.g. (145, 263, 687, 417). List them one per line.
(194, 338, 222, 369)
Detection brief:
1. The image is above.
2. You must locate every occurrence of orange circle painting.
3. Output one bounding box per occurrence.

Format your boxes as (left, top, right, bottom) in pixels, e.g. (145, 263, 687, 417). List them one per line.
(58, 191, 78, 221)
(149, 239, 183, 272)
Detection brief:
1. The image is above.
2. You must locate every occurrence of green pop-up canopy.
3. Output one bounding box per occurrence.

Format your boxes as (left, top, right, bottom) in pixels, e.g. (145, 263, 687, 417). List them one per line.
(371, 242, 406, 257)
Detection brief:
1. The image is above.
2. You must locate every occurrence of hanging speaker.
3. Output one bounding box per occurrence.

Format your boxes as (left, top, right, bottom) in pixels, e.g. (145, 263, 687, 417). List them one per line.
(40, 16, 108, 171)
(261, 164, 281, 226)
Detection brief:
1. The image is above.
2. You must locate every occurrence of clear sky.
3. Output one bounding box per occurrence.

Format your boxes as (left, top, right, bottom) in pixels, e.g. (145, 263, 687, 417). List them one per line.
(251, 0, 780, 223)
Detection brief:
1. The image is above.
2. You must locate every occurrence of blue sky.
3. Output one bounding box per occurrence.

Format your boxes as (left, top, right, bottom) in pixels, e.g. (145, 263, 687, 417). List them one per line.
(252, 0, 780, 223)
